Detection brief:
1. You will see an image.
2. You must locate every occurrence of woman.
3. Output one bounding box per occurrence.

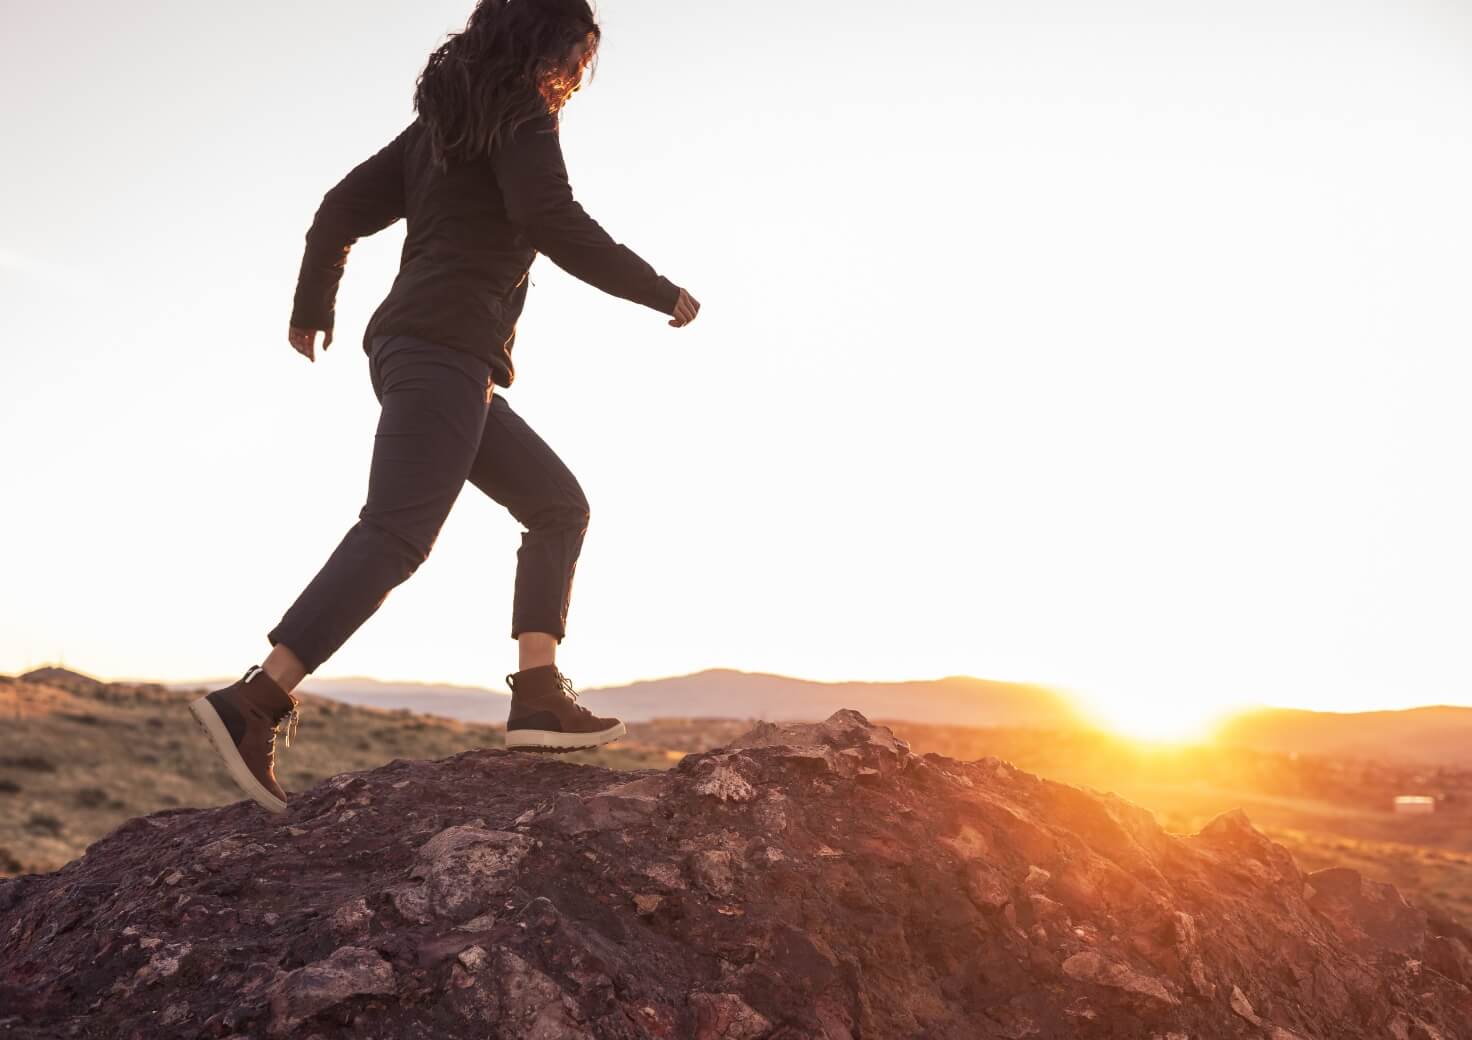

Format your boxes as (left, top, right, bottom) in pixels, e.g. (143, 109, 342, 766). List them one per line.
(190, 0, 699, 815)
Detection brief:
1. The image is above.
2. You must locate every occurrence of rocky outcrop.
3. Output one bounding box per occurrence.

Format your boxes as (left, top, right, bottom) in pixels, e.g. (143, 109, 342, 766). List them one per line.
(1, 710, 1467, 1039)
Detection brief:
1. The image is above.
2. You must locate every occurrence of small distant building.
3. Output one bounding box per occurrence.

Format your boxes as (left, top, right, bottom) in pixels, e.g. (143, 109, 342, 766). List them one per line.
(1393, 795, 1436, 815)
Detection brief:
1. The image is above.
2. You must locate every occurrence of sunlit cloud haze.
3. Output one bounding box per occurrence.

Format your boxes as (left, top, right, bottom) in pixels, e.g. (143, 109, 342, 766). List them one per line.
(3, 0, 1470, 739)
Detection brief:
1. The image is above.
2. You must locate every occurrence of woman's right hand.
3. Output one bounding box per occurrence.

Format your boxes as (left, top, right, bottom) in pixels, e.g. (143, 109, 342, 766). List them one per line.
(288, 324, 333, 362)
(669, 288, 700, 328)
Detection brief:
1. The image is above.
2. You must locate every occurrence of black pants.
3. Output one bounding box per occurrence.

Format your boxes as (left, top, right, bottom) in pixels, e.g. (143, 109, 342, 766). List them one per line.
(266, 333, 590, 673)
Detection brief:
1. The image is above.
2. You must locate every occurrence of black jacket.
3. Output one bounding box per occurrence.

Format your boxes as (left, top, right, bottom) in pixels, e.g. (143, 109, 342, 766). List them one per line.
(290, 112, 680, 388)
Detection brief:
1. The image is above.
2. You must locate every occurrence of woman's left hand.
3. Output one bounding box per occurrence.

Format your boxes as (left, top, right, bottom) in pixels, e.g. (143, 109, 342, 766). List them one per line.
(288, 325, 332, 362)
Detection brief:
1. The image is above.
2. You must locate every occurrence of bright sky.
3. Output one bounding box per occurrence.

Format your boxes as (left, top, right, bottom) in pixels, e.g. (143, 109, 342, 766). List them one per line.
(3, 0, 1470, 739)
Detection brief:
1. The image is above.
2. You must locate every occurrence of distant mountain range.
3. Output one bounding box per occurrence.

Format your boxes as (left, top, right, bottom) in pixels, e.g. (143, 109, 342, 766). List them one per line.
(1215, 705, 1472, 768)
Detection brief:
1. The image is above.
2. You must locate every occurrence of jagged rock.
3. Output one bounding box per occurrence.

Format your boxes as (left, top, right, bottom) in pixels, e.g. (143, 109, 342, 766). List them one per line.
(268, 945, 395, 1036)
(694, 762, 757, 802)
(1061, 949, 1180, 1005)
(690, 991, 773, 1039)
(724, 708, 911, 773)
(1427, 934, 1472, 985)
(1305, 865, 1428, 955)
(408, 823, 531, 923)
(493, 947, 589, 1039)
(1229, 983, 1264, 1026)
(0, 709, 1466, 1038)
(689, 849, 737, 898)
(329, 896, 372, 937)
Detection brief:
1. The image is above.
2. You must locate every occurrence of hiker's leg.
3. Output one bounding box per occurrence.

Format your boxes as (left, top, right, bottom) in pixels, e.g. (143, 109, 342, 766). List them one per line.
(265, 335, 495, 674)
(262, 643, 307, 695)
(517, 632, 558, 672)
(465, 394, 591, 670)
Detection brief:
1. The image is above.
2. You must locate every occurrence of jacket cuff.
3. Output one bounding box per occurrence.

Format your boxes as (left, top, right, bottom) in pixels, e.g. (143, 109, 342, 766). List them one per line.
(651, 277, 681, 316)
(290, 308, 333, 332)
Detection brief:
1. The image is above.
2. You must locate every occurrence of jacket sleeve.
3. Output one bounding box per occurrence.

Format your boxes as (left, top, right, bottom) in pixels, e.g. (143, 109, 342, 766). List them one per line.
(290, 125, 411, 332)
(492, 113, 681, 315)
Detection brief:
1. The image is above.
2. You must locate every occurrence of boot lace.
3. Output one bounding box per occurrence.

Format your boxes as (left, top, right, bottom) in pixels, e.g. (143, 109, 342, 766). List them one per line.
(555, 671, 597, 719)
(283, 707, 301, 747)
(270, 706, 301, 762)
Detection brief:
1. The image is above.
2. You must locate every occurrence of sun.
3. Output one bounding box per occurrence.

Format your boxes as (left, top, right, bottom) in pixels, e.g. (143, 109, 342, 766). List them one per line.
(1059, 681, 1243, 746)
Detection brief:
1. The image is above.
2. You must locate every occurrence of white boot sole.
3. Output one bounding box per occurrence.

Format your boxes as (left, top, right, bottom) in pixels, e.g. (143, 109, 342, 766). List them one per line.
(189, 696, 288, 814)
(505, 720, 626, 752)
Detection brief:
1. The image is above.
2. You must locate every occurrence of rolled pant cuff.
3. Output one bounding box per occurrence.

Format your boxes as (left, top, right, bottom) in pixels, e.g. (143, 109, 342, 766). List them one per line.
(267, 628, 329, 675)
(510, 625, 565, 644)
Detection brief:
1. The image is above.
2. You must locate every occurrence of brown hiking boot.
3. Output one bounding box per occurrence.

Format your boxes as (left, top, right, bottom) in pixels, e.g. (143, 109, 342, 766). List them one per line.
(189, 664, 300, 814)
(504, 665, 625, 752)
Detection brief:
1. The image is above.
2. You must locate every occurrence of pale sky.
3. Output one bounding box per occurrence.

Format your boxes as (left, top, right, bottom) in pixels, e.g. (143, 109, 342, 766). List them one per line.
(3, 0, 1470, 739)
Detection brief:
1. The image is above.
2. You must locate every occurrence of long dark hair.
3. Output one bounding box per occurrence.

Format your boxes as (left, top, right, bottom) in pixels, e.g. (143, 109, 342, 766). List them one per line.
(414, 0, 601, 174)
